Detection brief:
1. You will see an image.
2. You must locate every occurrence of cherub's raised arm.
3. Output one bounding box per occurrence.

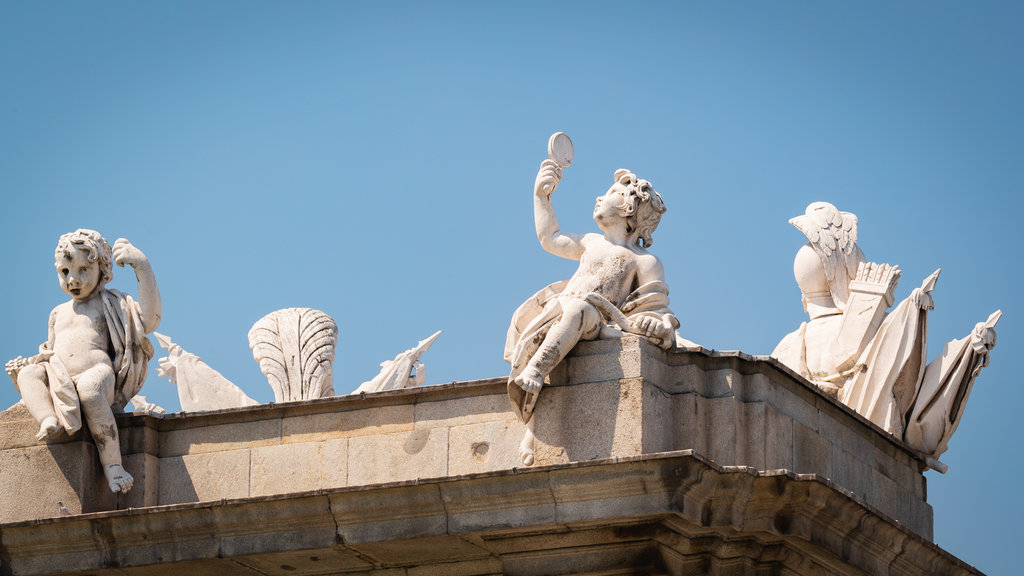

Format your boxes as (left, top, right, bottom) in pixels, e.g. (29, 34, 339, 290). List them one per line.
(112, 239, 162, 334)
(534, 159, 585, 260)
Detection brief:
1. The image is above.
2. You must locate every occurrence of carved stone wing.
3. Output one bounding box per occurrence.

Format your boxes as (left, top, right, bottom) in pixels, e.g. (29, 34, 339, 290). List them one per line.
(247, 308, 338, 402)
(790, 202, 865, 311)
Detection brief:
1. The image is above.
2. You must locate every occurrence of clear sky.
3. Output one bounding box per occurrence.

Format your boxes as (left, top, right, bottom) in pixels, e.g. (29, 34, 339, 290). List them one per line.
(1, 2, 1020, 572)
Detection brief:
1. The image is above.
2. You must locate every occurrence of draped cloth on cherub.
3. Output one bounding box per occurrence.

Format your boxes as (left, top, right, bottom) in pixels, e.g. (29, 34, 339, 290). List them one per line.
(504, 279, 690, 424)
(32, 289, 153, 434)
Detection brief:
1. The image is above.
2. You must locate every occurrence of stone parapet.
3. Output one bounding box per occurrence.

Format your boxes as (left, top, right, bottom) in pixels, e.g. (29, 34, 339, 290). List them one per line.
(0, 453, 975, 576)
(0, 336, 933, 540)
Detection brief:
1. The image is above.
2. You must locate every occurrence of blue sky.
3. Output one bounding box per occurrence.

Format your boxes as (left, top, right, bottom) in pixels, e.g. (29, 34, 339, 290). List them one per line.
(1, 2, 1020, 572)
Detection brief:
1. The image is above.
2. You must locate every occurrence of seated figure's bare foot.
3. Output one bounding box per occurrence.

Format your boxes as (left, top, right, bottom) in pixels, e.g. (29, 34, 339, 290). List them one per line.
(35, 416, 59, 441)
(514, 368, 544, 393)
(519, 427, 536, 466)
(104, 464, 134, 494)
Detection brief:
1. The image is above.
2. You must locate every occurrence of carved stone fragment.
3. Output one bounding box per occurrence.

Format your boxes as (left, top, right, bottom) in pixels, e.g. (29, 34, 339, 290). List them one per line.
(248, 308, 338, 402)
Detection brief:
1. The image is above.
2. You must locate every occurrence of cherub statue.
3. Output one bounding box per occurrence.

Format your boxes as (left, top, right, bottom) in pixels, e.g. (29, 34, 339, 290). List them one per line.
(772, 202, 1000, 465)
(505, 134, 691, 465)
(5, 230, 161, 493)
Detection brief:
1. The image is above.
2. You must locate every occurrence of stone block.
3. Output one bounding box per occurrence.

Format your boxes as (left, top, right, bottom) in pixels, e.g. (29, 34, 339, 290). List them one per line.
(734, 401, 766, 470)
(318, 437, 348, 489)
(561, 337, 642, 384)
(673, 393, 707, 455)
(352, 535, 491, 567)
(347, 427, 448, 485)
(250, 442, 320, 497)
(500, 541, 655, 576)
(734, 371, 771, 403)
(282, 404, 413, 444)
(234, 548, 374, 574)
(830, 448, 872, 500)
(704, 367, 741, 398)
(705, 396, 736, 466)
(909, 496, 934, 541)
(872, 468, 911, 528)
(816, 406, 875, 460)
(0, 442, 90, 521)
(406, 557, 504, 576)
(119, 452, 159, 508)
(766, 378, 819, 431)
(792, 421, 831, 480)
(641, 382, 673, 454)
(213, 497, 337, 557)
(548, 461, 675, 523)
(440, 473, 557, 533)
(415, 392, 512, 428)
(158, 449, 251, 505)
(660, 361, 705, 395)
(118, 416, 160, 456)
(448, 419, 525, 476)
(764, 408, 794, 471)
(160, 418, 281, 457)
(332, 483, 448, 543)
(0, 401, 45, 450)
(533, 379, 643, 466)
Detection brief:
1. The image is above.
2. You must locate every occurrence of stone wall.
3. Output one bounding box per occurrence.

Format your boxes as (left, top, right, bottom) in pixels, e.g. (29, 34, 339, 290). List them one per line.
(0, 336, 932, 538)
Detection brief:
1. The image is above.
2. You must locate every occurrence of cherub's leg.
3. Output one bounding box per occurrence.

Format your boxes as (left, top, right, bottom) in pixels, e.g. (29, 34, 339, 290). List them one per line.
(514, 299, 602, 392)
(16, 364, 60, 441)
(519, 415, 536, 466)
(76, 364, 133, 494)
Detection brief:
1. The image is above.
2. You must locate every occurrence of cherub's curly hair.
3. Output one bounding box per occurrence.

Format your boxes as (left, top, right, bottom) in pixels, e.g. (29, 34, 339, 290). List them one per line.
(612, 169, 667, 248)
(54, 229, 114, 287)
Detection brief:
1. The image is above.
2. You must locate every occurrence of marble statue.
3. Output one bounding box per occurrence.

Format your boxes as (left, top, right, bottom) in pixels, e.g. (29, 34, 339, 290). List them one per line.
(4, 229, 161, 493)
(772, 202, 1000, 465)
(155, 332, 258, 411)
(505, 133, 692, 465)
(248, 307, 337, 402)
(355, 331, 441, 394)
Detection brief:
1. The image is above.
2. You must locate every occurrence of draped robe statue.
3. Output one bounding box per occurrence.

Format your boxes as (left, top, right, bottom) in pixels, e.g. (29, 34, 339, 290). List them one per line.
(772, 202, 999, 465)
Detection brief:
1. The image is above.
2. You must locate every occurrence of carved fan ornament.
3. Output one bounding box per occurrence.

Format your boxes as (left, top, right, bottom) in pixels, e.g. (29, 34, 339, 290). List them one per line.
(248, 308, 337, 402)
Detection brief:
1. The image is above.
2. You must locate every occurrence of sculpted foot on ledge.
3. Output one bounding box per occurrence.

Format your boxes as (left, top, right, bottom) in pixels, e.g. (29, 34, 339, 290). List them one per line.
(514, 368, 544, 393)
(519, 425, 536, 466)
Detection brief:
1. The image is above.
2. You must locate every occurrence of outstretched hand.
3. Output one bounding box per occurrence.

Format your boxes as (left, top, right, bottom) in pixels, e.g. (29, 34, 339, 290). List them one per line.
(112, 238, 150, 269)
(535, 159, 562, 197)
(632, 315, 673, 340)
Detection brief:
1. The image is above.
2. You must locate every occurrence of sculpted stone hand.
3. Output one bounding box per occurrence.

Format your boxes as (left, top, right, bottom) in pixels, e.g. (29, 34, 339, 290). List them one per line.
(632, 315, 673, 340)
(112, 238, 162, 334)
(112, 238, 149, 270)
(535, 159, 562, 197)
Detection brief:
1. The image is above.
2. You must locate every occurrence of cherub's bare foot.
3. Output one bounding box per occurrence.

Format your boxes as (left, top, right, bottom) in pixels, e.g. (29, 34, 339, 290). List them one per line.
(519, 427, 536, 466)
(104, 464, 134, 494)
(35, 416, 59, 441)
(514, 369, 544, 393)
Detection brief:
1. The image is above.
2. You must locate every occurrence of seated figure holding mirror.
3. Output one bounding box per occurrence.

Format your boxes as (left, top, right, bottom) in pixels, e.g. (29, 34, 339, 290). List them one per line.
(505, 133, 692, 465)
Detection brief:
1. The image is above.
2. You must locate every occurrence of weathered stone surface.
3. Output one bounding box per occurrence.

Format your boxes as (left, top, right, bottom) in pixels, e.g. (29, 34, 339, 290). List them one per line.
(159, 449, 251, 504)
(0, 453, 980, 576)
(161, 417, 282, 457)
(250, 443, 320, 497)
(347, 427, 448, 485)
(281, 403, 413, 444)
(2, 337, 939, 542)
(447, 419, 524, 476)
